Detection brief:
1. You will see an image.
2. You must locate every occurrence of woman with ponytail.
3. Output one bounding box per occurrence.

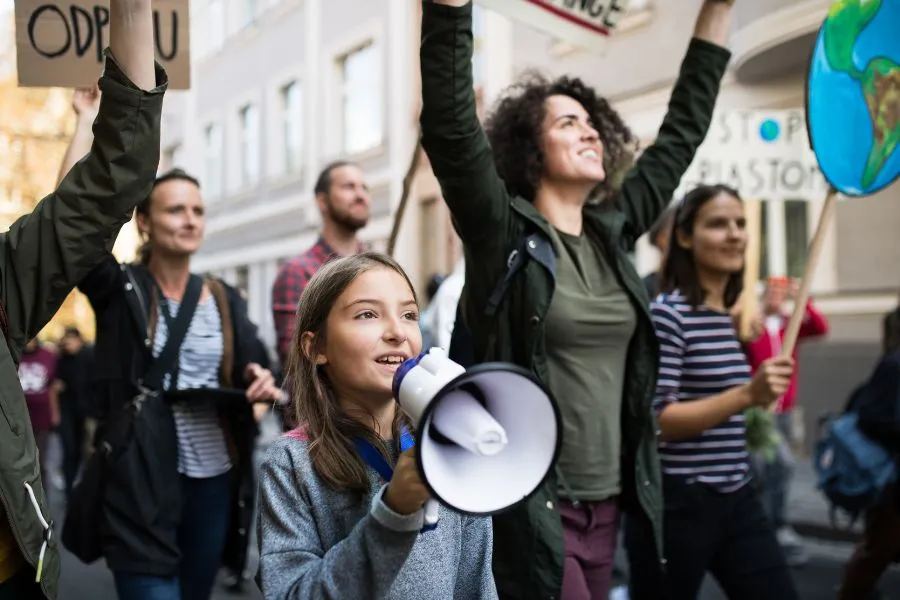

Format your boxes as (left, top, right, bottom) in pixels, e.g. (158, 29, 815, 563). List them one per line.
(57, 110, 282, 597)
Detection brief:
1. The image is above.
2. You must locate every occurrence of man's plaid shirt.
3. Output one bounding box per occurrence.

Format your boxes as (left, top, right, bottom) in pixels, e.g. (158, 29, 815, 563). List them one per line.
(271, 237, 364, 365)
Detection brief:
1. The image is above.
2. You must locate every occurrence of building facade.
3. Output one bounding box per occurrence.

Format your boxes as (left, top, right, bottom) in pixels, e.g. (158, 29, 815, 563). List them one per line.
(161, 0, 425, 355)
(166, 0, 897, 438)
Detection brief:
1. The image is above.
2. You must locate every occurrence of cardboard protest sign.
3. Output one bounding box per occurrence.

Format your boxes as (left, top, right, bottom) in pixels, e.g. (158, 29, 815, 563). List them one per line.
(475, 0, 631, 52)
(14, 0, 190, 89)
(676, 109, 829, 202)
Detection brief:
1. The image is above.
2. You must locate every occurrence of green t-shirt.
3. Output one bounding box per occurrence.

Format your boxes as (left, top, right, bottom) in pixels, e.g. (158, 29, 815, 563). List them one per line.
(544, 227, 637, 501)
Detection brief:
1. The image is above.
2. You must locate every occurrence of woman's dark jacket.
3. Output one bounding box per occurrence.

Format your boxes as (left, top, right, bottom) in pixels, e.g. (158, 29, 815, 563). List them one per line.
(856, 350, 900, 456)
(419, 3, 730, 598)
(78, 254, 269, 577)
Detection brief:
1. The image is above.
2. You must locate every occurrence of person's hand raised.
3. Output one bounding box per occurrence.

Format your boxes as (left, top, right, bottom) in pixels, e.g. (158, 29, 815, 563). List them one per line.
(72, 84, 101, 121)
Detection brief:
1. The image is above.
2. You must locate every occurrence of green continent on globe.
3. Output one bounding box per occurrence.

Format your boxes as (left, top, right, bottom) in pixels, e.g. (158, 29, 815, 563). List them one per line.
(861, 58, 900, 188)
(823, 0, 881, 78)
(821, 0, 899, 188)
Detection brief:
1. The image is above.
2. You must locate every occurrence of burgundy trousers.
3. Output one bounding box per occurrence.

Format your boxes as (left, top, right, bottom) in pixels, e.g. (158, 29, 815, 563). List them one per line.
(558, 497, 620, 600)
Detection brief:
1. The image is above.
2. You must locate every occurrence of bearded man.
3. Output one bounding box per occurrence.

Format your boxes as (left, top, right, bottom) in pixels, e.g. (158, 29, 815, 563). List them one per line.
(271, 161, 371, 371)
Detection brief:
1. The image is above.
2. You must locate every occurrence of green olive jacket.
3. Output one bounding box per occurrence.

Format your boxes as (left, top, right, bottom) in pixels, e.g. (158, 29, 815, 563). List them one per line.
(0, 53, 166, 599)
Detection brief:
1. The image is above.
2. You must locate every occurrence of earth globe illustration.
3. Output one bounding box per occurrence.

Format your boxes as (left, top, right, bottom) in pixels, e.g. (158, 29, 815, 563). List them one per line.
(807, 0, 900, 196)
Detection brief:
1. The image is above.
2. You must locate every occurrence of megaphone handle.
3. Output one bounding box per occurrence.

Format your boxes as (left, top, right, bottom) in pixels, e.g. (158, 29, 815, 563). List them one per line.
(424, 499, 439, 526)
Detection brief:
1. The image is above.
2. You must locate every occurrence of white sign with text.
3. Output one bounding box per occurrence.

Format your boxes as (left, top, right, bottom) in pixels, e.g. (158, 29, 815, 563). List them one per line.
(475, 0, 631, 52)
(676, 109, 830, 201)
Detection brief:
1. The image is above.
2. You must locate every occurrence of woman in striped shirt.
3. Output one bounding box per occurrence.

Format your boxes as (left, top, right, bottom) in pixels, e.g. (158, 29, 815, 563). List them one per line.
(624, 184, 799, 600)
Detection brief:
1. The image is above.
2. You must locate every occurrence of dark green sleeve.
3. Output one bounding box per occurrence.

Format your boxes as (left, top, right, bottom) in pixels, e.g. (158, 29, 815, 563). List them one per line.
(0, 51, 167, 354)
(618, 38, 731, 239)
(419, 1, 512, 249)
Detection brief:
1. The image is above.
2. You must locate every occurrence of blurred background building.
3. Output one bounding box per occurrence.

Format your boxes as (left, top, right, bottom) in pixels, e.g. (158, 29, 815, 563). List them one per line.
(3, 0, 897, 447)
(0, 11, 140, 341)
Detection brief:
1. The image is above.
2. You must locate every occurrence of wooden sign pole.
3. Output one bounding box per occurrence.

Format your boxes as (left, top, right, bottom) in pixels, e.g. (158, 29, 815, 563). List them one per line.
(780, 187, 839, 356)
(387, 133, 423, 257)
(739, 198, 762, 340)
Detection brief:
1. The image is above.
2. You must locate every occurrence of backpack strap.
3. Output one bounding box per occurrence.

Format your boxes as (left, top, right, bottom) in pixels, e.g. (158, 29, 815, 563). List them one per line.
(206, 278, 235, 388)
(449, 235, 530, 365)
(484, 235, 532, 318)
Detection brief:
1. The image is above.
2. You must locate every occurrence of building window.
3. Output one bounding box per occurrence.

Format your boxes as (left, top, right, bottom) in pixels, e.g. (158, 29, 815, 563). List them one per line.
(784, 200, 809, 279)
(757, 199, 810, 281)
(235, 266, 250, 295)
(163, 144, 183, 171)
(759, 201, 770, 280)
(239, 103, 260, 187)
(203, 123, 223, 199)
(243, 0, 257, 26)
(472, 5, 485, 91)
(282, 81, 303, 174)
(339, 42, 382, 155)
(206, 0, 225, 54)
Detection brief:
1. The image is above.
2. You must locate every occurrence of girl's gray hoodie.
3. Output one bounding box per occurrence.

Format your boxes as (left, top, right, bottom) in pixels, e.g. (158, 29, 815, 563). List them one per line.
(257, 431, 499, 599)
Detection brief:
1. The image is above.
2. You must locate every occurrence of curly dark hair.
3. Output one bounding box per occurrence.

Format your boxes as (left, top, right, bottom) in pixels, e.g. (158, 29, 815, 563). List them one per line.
(484, 71, 636, 203)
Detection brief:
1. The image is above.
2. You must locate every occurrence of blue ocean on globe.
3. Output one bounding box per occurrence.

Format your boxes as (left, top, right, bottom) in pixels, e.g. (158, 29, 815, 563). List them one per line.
(807, 0, 900, 196)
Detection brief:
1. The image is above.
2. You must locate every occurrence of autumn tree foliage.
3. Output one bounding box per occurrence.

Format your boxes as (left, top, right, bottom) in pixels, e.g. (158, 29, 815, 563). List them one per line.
(0, 13, 97, 340)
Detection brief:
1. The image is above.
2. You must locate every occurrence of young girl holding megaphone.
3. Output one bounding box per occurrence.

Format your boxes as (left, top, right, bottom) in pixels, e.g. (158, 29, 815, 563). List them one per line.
(256, 252, 498, 599)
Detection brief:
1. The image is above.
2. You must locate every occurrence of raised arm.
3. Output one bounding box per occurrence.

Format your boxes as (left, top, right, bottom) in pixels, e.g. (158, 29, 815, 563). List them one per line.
(420, 0, 512, 248)
(0, 0, 166, 354)
(109, 0, 157, 91)
(618, 0, 734, 239)
(57, 86, 101, 186)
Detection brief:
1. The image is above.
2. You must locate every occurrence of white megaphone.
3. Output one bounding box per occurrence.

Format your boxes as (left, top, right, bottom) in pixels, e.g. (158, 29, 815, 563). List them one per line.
(392, 347, 561, 523)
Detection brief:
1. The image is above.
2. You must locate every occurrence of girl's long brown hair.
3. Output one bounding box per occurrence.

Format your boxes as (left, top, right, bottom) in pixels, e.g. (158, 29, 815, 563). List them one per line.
(286, 252, 416, 498)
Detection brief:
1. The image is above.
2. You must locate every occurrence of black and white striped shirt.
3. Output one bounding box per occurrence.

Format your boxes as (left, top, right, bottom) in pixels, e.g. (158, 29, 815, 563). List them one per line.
(155, 296, 232, 479)
(652, 291, 752, 492)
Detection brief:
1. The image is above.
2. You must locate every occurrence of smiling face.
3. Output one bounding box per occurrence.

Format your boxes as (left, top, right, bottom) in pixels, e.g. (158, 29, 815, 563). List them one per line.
(677, 191, 747, 277)
(539, 94, 606, 188)
(138, 178, 205, 259)
(309, 267, 422, 405)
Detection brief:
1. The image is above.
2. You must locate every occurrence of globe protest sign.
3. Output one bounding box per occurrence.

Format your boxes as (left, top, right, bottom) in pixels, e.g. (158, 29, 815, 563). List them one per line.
(780, 0, 899, 356)
(806, 0, 899, 196)
(13, 0, 190, 89)
(474, 0, 631, 52)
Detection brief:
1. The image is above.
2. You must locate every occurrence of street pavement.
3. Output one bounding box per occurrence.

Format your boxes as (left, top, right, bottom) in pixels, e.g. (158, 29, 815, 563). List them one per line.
(46, 434, 900, 599)
(699, 540, 900, 599)
(52, 487, 264, 600)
